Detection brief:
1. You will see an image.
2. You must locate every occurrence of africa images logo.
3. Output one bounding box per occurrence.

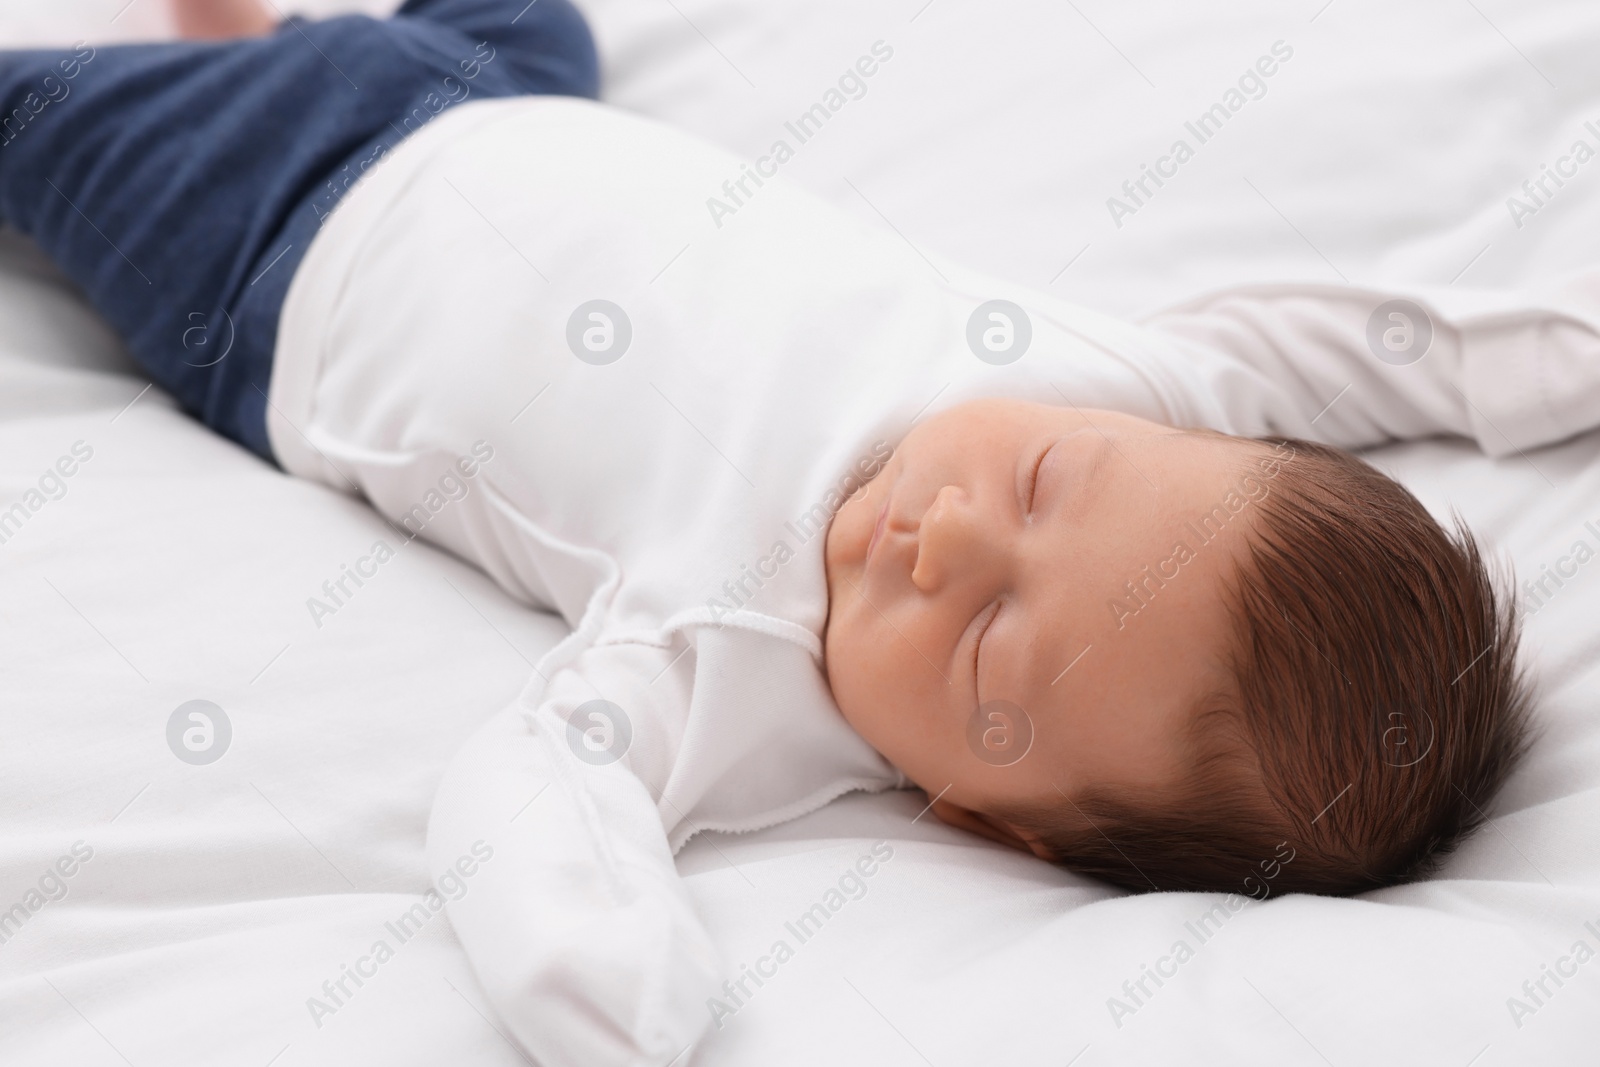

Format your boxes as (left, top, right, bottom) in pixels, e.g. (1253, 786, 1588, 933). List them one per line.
(167, 700, 231, 765)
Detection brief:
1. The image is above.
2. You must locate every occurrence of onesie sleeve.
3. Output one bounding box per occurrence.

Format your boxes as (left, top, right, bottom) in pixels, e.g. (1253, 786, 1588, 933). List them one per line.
(425, 668, 719, 1067)
(1139, 273, 1600, 456)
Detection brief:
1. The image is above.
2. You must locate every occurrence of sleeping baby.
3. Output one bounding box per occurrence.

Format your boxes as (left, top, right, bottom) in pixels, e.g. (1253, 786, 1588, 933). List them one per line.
(10, 0, 1599, 1062)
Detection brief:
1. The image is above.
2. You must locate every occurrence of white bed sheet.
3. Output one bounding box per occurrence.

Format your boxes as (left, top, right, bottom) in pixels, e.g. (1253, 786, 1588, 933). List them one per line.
(1, 1, 1597, 1064)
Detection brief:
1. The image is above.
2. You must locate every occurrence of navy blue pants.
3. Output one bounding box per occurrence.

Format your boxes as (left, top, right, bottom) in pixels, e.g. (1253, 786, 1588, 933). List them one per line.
(0, 0, 598, 461)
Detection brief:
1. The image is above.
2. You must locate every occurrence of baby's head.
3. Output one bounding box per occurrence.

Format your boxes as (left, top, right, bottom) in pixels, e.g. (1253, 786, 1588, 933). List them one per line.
(822, 398, 1533, 896)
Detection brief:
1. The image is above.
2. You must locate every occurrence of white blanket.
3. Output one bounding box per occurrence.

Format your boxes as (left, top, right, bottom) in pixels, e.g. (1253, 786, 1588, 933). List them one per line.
(1, 1, 1597, 1065)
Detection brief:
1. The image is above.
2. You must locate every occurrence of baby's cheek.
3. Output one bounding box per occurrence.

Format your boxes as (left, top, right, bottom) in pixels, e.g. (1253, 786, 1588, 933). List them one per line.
(829, 619, 904, 741)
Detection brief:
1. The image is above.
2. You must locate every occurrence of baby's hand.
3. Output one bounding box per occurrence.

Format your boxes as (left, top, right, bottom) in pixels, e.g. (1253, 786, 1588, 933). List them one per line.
(169, 0, 278, 39)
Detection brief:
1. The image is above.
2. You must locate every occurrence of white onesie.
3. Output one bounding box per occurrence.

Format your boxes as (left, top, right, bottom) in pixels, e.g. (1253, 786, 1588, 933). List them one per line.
(267, 96, 1600, 1066)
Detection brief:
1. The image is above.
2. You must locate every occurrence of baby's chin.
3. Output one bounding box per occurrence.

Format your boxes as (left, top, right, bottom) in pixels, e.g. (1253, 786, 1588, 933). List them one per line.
(819, 518, 848, 672)
(820, 478, 898, 732)
(821, 484, 871, 596)
(819, 511, 869, 719)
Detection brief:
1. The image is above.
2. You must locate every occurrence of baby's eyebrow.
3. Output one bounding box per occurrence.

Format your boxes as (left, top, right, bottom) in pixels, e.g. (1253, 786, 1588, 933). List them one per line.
(1058, 436, 1115, 515)
(1086, 439, 1116, 493)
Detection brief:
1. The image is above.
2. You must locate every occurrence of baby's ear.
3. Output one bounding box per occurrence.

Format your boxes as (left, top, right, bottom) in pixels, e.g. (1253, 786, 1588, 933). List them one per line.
(929, 799, 1056, 861)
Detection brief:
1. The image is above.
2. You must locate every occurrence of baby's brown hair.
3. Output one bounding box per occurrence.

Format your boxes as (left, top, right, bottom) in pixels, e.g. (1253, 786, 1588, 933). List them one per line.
(1010, 437, 1535, 896)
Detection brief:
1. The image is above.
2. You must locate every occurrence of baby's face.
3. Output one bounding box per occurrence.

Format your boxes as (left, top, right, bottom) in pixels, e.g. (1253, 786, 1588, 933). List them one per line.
(823, 399, 1265, 852)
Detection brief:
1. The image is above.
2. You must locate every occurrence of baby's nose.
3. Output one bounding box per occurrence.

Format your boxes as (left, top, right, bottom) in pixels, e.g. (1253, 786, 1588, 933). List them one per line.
(911, 484, 985, 593)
